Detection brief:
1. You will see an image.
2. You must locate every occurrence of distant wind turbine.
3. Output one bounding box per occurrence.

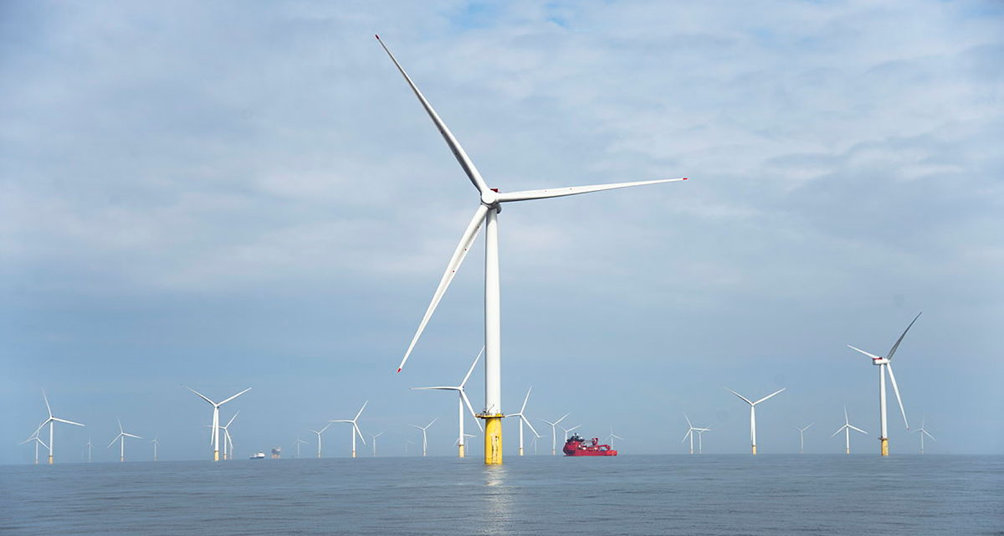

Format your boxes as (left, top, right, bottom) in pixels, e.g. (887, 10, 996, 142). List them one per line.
(847, 311, 919, 457)
(832, 407, 868, 454)
(411, 349, 483, 458)
(411, 418, 437, 457)
(107, 418, 142, 462)
(607, 427, 624, 450)
(308, 423, 332, 459)
(329, 401, 368, 458)
(19, 421, 48, 465)
(151, 435, 159, 462)
(726, 387, 786, 455)
(795, 424, 813, 454)
(542, 413, 570, 456)
(682, 414, 700, 455)
(84, 435, 93, 463)
(371, 432, 384, 457)
(913, 417, 936, 454)
(38, 390, 85, 464)
(694, 427, 711, 454)
(295, 437, 308, 458)
(186, 386, 251, 462)
(378, 34, 687, 466)
(509, 388, 541, 457)
(560, 424, 581, 441)
(220, 412, 239, 460)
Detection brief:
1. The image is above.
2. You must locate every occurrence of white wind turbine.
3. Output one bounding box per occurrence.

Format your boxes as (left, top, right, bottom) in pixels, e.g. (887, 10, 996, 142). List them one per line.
(186, 386, 251, 462)
(371, 432, 384, 457)
(913, 417, 936, 454)
(832, 407, 868, 454)
(847, 312, 920, 456)
(107, 418, 142, 462)
(543, 413, 570, 456)
(411, 418, 437, 457)
(796, 424, 813, 454)
(607, 427, 624, 450)
(219, 411, 239, 460)
(560, 424, 581, 441)
(377, 35, 687, 467)
(411, 350, 484, 458)
(329, 401, 368, 458)
(38, 390, 85, 464)
(84, 435, 93, 463)
(694, 427, 711, 454)
(726, 387, 786, 455)
(151, 435, 159, 462)
(295, 437, 308, 458)
(682, 414, 700, 455)
(509, 388, 541, 457)
(308, 423, 332, 459)
(19, 421, 48, 465)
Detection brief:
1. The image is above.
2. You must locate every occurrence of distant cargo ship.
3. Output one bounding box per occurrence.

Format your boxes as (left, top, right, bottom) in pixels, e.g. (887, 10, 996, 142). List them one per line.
(563, 434, 618, 456)
(249, 452, 265, 459)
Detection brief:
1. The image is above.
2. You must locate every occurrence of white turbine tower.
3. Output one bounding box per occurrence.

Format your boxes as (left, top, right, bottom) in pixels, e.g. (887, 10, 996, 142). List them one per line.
(377, 35, 687, 466)
(186, 386, 251, 462)
(847, 312, 920, 456)
(682, 414, 700, 455)
(151, 435, 159, 462)
(607, 427, 624, 450)
(832, 407, 868, 454)
(330, 401, 368, 458)
(796, 424, 813, 454)
(694, 427, 711, 454)
(726, 387, 786, 455)
(308, 423, 332, 459)
(543, 413, 570, 456)
(107, 418, 142, 462)
(411, 418, 437, 457)
(913, 417, 936, 454)
(38, 390, 85, 464)
(411, 350, 484, 458)
(84, 435, 93, 463)
(371, 432, 384, 457)
(509, 388, 541, 457)
(219, 411, 239, 460)
(19, 421, 48, 465)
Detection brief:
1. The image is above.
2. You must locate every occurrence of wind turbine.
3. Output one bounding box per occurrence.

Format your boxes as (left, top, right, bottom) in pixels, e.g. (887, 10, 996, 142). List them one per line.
(796, 424, 813, 454)
(378, 35, 687, 466)
(726, 387, 786, 455)
(329, 401, 368, 458)
(509, 388, 541, 457)
(543, 413, 570, 456)
(19, 421, 48, 465)
(295, 437, 308, 458)
(84, 435, 93, 463)
(832, 407, 868, 454)
(186, 386, 251, 461)
(411, 418, 437, 457)
(371, 432, 384, 457)
(38, 390, 85, 464)
(913, 417, 936, 454)
(220, 412, 239, 460)
(411, 350, 483, 458)
(847, 312, 920, 456)
(682, 414, 700, 455)
(694, 427, 711, 454)
(560, 424, 581, 441)
(308, 423, 332, 459)
(107, 418, 142, 462)
(151, 435, 159, 462)
(607, 427, 624, 450)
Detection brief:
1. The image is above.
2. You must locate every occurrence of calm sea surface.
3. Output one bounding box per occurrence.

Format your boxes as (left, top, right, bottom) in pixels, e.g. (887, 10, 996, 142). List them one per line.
(2, 455, 1001, 535)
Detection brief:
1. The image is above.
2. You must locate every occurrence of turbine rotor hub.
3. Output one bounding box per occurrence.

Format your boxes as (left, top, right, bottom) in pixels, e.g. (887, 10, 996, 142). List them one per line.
(480, 188, 499, 206)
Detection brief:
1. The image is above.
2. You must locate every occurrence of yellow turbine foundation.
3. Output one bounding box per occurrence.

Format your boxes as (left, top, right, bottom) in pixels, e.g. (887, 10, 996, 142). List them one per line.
(751, 445, 757, 456)
(483, 415, 503, 465)
(48, 455, 53, 464)
(880, 437, 889, 456)
(458, 443, 465, 458)
(214, 450, 220, 462)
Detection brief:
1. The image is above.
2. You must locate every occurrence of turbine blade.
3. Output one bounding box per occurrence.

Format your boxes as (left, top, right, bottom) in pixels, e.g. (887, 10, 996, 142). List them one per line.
(375, 35, 489, 195)
(355, 401, 368, 421)
(885, 364, 909, 429)
(460, 347, 483, 388)
(831, 426, 845, 437)
(886, 312, 922, 360)
(725, 388, 754, 406)
(460, 391, 484, 432)
(219, 387, 252, 406)
(555, 413, 570, 425)
(123, 433, 143, 439)
(411, 386, 459, 391)
(186, 386, 216, 406)
(683, 413, 693, 427)
(848, 425, 867, 435)
(846, 345, 881, 360)
(924, 430, 937, 441)
(53, 417, 85, 427)
(520, 387, 532, 414)
(524, 417, 540, 438)
(496, 177, 687, 203)
(354, 423, 366, 445)
(398, 204, 489, 373)
(754, 388, 786, 405)
(42, 389, 53, 418)
(107, 436, 120, 448)
(681, 429, 692, 443)
(225, 412, 239, 428)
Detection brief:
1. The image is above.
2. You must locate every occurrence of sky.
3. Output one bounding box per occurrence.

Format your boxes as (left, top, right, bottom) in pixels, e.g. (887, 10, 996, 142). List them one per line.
(1, 0, 1002, 464)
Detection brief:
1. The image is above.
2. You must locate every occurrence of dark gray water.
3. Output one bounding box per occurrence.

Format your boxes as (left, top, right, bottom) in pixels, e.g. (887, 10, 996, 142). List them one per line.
(2, 455, 1001, 535)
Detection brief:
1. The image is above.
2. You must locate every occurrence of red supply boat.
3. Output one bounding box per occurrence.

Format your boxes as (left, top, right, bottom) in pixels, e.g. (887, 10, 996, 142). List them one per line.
(562, 434, 618, 456)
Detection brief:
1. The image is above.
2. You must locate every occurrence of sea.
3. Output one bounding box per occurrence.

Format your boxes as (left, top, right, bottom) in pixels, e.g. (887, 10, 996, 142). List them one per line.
(2, 454, 1001, 535)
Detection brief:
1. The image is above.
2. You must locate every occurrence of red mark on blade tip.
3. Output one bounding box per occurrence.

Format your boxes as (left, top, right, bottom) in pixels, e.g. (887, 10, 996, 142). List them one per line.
(397, 368, 402, 373)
